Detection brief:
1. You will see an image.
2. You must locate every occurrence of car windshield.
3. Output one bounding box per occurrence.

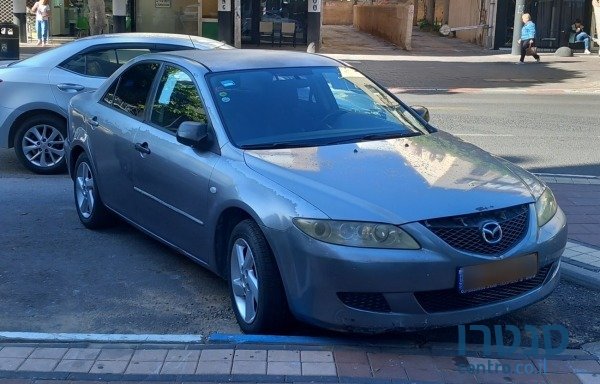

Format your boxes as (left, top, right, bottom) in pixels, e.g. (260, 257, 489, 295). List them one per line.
(207, 66, 427, 149)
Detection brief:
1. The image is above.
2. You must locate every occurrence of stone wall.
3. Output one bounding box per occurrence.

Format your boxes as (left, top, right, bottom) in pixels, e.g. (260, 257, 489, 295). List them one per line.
(323, 1, 354, 25)
(448, 0, 485, 45)
(353, 0, 414, 50)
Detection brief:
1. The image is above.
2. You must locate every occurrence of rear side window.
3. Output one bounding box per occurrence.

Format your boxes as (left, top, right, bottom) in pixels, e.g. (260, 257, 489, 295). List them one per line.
(108, 62, 160, 118)
(60, 48, 152, 78)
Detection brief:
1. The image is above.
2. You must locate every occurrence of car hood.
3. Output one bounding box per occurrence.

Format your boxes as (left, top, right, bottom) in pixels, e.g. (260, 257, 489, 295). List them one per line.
(243, 131, 538, 224)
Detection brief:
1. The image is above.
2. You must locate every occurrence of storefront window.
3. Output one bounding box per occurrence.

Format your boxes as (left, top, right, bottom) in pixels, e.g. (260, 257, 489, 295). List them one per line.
(136, 0, 218, 37)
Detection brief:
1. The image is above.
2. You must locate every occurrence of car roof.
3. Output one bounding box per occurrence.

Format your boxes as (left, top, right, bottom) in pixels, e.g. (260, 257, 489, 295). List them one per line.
(10, 33, 229, 68)
(156, 49, 344, 72)
(75, 32, 227, 47)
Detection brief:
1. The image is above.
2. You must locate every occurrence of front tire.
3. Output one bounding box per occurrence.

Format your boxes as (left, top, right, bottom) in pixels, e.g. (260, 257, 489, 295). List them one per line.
(14, 114, 67, 174)
(74, 153, 114, 229)
(228, 219, 289, 334)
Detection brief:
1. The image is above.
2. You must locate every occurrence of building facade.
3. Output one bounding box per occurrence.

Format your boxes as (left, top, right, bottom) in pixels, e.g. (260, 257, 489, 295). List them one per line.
(494, 0, 594, 49)
(7, 0, 323, 48)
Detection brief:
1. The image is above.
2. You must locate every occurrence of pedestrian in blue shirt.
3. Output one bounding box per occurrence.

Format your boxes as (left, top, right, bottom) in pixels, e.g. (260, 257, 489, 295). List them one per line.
(517, 13, 540, 64)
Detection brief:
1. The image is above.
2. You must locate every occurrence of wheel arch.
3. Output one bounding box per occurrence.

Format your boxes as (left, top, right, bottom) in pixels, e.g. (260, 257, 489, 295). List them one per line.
(213, 207, 254, 279)
(8, 109, 67, 149)
(69, 144, 87, 179)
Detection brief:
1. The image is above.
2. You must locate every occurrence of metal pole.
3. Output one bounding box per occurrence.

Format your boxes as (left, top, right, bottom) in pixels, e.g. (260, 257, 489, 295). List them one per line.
(13, 0, 27, 43)
(112, 0, 127, 33)
(511, 0, 525, 55)
(233, 0, 241, 48)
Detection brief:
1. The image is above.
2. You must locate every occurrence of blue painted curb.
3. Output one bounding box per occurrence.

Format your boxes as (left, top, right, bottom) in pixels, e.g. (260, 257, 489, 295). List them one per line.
(207, 332, 350, 346)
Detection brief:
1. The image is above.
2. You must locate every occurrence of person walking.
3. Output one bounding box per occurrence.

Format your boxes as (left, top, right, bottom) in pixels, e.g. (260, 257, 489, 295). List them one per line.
(517, 13, 540, 64)
(571, 19, 592, 54)
(31, 0, 51, 46)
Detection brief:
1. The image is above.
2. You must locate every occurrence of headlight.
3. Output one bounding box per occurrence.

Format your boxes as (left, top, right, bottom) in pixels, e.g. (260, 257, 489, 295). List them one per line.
(535, 188, 557, 227)
(293, 219, 420, 249)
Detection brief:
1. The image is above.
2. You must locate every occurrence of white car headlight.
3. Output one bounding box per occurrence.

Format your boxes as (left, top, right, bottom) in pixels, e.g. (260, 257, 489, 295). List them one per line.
(535, 188, 558, 227)
(293, 219, 420, 249)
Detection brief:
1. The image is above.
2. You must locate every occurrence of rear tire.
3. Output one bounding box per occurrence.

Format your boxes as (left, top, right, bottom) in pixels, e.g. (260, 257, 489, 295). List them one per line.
(14, 114, 67, 174)
(74, 153, 114, 229)
(228, 219, 289, 334)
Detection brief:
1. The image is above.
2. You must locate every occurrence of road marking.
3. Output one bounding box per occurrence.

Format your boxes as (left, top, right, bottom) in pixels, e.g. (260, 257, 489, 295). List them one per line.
(427, 106, 474, 111)
(455, 133, 515, 137)
(0, 332, 203, 343)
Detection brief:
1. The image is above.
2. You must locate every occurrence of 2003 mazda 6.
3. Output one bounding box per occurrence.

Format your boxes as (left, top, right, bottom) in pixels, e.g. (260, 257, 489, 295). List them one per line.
(66, 49, 567, 333)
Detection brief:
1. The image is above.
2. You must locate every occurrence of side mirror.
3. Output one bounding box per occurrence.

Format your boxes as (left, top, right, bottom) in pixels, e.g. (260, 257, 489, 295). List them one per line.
(177, 121, 208, 147)
(411, 105, 430, 122)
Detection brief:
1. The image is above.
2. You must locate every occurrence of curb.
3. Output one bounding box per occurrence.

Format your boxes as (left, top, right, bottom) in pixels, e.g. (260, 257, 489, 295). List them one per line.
(560, 262, 600, 291)
(0, 332, 203, 344)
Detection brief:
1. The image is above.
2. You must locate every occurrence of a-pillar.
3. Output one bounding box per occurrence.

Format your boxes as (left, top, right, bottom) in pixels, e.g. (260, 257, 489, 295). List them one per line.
(113, 0, 127, 33)
(12, 0, 27, 43)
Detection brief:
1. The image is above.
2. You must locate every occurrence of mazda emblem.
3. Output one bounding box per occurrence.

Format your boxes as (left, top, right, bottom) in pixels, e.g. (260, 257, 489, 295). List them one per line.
(481, 221, 503, 244)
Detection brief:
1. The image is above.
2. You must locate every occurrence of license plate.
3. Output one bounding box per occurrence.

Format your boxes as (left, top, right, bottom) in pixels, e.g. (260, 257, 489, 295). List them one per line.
(457, 253, 538, 294)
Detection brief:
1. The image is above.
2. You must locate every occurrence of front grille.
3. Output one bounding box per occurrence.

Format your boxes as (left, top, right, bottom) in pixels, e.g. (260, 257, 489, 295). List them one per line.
(337, 292, 391, 313)
(422, 204, 529, 255)
(414, 264, 553, 313)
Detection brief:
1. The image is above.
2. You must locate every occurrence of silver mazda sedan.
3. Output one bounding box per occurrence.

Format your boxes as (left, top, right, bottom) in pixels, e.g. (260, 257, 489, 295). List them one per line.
(0, 33, 231, 174)
(66, 50, 567, 334)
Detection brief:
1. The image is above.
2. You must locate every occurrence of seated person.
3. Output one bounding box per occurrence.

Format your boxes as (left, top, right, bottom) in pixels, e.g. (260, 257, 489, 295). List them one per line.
(571, 19, 592, 54)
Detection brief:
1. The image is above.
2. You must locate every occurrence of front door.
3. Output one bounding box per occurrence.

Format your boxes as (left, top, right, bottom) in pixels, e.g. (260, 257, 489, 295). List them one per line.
(132, 65, 220, 260)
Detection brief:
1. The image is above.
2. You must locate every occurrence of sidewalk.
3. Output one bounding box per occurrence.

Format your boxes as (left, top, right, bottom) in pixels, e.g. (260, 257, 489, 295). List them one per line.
(0, 340, 599, 383)
(321, 25, 600, 95)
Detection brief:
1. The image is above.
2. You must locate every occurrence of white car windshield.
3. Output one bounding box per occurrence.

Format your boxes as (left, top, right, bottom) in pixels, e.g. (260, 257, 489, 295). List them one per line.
(207, 66, 427, 149)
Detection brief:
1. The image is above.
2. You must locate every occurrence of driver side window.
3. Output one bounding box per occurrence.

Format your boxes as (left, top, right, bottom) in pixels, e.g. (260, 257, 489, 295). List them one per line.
(150, 66, 207, 134)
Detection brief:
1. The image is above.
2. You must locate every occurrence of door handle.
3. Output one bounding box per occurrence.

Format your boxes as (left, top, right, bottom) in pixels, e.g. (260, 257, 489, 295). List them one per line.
(57, 83, 85, 92)
(85, 116, 99, 127)
(134, 142, 151, 155)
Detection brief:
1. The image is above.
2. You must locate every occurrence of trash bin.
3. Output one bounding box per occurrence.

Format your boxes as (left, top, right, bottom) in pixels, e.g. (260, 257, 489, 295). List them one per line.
(0, 23, 20, 61)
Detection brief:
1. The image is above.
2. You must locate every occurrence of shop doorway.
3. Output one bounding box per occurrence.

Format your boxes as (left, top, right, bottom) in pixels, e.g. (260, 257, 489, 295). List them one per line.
(241, 0, 308, 45)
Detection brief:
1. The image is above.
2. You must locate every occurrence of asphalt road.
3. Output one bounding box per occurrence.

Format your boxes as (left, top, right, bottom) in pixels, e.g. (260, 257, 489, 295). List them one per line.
(0, 93, 599, 348)
(396, 93, 600, 177)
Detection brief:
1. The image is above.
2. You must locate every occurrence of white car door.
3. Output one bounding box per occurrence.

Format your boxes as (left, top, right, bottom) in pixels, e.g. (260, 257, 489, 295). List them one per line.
(48, 66, 105, 113)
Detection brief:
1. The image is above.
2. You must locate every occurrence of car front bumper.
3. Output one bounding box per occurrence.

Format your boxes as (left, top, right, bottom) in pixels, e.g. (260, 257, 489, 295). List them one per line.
(264, 205, 567, 333)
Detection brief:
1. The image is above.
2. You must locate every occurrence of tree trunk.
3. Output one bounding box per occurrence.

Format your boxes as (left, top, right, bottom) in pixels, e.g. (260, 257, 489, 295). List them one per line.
(424, 0, 434, 23)
(88, 0, 106, 35)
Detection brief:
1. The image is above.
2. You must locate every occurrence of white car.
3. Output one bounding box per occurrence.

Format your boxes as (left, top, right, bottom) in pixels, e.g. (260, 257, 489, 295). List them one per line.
(0, 33, 231, 174)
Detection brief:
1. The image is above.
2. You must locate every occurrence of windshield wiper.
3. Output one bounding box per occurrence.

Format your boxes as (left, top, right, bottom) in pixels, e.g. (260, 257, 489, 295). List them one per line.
(324, 131, 420, 146)
(240, 141, 315, 150)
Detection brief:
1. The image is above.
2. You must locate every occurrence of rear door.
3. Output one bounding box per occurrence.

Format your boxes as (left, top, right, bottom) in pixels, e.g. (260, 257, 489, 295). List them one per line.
(86, 61, 161, 218)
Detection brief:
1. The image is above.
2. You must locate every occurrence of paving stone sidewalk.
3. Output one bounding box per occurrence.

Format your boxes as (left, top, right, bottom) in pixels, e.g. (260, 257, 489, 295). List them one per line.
(1, 342, 599, 383)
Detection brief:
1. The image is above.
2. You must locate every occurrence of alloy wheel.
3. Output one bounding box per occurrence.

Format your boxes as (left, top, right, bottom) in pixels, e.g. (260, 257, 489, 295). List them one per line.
(21, 124, 65, 169)
(75, 161, 95, 219)
(230, 238, 259, 324)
